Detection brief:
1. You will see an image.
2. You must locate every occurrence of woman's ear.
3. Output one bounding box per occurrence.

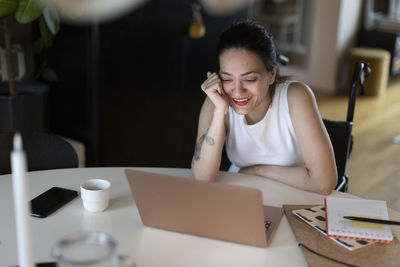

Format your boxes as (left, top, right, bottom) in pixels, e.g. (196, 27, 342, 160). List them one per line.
(268, 66, 278, 85)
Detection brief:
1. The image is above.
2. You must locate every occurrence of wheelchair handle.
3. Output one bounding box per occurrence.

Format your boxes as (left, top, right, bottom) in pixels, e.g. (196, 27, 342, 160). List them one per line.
(347, 61, 371, 123)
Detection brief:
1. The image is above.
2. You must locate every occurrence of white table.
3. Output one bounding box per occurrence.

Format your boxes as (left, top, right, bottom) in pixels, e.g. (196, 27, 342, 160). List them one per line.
(1, 167, 399, 266)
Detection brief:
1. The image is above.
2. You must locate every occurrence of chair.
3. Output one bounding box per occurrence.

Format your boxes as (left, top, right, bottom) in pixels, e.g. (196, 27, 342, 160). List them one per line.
(0, 132, 79, 175)
(324, 61, 371, 192)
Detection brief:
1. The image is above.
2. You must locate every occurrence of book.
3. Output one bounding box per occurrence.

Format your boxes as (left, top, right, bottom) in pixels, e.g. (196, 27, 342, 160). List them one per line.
(292, 205, 373, 251)
(324, 196, 394, 243)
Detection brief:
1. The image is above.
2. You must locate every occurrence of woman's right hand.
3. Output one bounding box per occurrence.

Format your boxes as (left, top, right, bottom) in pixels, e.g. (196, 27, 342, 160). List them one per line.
(201, 72, 229, 113)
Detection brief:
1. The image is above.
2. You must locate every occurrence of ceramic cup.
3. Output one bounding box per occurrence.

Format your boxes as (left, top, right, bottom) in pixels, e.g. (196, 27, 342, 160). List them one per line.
(80, 179, 111, 212)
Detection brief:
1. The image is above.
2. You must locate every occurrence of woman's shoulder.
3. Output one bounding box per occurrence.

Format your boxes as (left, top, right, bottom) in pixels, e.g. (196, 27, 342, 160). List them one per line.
(274, 80, 314, 101)
(285, 81, 315, 101)
(284, 81, 317, 110)
(278, 80, 311, 92)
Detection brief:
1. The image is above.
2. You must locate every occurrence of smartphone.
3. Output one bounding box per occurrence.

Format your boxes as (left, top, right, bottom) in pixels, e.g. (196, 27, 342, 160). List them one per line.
(30, 187, 78, 218)
(15, 262, 57, 267)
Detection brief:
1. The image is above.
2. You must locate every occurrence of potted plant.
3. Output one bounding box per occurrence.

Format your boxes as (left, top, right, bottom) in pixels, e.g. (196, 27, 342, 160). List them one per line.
(0, 0, 59, 132)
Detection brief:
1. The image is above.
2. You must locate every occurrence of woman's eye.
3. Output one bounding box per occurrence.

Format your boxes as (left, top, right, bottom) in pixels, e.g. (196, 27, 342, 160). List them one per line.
(221, 79, 231, 82)
(245, 79, 257, 82)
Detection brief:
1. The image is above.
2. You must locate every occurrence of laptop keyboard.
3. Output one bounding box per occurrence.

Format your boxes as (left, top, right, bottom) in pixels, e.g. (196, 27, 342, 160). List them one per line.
(265, 220, 272, 232)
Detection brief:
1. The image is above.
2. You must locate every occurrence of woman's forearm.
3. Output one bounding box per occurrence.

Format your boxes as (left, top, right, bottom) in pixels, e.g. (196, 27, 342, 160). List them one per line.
(239, 164, 336, 195)
(191, 110, 226, 181)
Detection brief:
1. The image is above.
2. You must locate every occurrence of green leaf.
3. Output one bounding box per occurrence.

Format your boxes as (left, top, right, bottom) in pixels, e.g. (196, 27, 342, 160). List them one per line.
(39, 16, 53, 48)
(42, 67, 58, 82)
(0, 0, 18, 17)
(42, 6, 59, 35)
(33, 38, 44, 53)
(15, 0, 43, 24)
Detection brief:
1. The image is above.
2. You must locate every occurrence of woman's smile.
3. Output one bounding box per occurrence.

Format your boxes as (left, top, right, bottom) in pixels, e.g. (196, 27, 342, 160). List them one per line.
(232, 97, 251, 106)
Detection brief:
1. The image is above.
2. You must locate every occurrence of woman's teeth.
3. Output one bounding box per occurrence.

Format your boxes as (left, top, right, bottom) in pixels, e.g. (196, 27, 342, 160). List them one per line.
(233, 98, 249, 102)
(233, 97, 250, 106)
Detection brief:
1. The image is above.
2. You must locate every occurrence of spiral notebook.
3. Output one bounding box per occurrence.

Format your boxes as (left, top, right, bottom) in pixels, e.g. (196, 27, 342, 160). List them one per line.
(285, 205, 400, 267)
(324, 196, 394, 243)
(292, 205, 373, 251)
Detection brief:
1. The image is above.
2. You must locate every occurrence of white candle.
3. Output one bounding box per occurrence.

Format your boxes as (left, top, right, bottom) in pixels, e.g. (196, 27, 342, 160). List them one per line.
(11, 133, 34, 267)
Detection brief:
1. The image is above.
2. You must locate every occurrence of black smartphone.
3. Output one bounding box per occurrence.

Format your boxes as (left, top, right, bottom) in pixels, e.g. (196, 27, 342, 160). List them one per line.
(30, 187, 78, 218)
(15, 262, 58, 267)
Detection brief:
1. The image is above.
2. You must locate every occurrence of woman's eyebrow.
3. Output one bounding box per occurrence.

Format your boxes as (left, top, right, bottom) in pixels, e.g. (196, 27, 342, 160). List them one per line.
(219, 71, 260, 76)
(219, 71, 232, 76)
(240, 71, 260, 76)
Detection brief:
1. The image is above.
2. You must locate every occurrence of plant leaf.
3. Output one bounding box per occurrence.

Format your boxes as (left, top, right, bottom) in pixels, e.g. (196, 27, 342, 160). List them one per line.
(42, 6, 59, 35)
(0, 0, 18, 17)
(39, 16, 53, 48)
(42, 67, 58, 82)
(33, 38, 44, 53)
(15, 0, 43, 24)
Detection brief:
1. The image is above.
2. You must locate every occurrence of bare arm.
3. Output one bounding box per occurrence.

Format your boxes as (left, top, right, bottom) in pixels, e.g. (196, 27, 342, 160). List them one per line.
(191, 72, 229, 181)
(240, 83, 337, 195)
(191, 98, 226, 181)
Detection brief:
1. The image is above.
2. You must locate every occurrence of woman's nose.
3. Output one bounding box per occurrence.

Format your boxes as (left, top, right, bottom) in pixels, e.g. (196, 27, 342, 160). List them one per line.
(232, 81, 245, 94)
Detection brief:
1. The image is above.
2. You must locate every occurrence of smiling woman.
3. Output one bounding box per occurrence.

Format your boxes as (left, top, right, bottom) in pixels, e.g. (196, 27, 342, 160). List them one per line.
(218, 48, 275, 124)
(191, 20, 337, 195)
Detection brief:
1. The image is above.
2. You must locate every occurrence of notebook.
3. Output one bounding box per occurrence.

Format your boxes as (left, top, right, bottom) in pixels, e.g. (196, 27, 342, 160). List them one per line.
(292, 205, 373, 251)
(284, 205, 400, 267)
(124, 169, 283, 247)
(324, 196, 394, 243)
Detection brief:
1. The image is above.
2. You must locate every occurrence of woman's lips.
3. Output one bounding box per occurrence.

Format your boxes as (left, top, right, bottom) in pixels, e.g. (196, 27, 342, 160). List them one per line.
(232, 97, 250, 106)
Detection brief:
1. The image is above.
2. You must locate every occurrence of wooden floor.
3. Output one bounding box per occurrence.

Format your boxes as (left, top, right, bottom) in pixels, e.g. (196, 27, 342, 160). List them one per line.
(316, 77, 400, 212)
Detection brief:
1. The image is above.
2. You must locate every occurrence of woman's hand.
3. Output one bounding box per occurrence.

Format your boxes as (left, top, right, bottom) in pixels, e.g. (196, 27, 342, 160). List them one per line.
(201, 72, 229, 113)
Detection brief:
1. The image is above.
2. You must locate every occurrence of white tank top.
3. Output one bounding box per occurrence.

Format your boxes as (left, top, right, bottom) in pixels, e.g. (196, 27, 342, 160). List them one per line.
(226, 80, 304, 172)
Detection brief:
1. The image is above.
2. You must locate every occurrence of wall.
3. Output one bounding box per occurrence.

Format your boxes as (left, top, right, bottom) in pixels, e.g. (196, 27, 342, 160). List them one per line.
(336, 0, 363, 91)
(48, 0, 251, 167)
(282, 0, 362, 93)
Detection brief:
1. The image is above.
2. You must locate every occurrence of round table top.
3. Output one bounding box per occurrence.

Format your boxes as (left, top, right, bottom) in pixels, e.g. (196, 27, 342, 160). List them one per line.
(0, 167, 398, 266)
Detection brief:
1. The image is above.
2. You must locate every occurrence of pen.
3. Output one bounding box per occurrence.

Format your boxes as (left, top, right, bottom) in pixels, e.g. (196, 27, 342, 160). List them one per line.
(343, 216, 400, 225)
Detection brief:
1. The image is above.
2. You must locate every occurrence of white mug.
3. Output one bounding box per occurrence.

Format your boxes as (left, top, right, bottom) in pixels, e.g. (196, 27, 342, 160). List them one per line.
(80, 179, 111, 212)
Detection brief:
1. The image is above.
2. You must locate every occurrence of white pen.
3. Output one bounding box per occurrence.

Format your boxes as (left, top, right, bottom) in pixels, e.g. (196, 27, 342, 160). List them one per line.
(11, 133, 34, 267)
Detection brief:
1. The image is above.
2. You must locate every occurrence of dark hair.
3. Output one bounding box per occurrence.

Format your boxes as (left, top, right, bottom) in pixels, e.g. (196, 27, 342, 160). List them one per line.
(217, 20, 285, 99)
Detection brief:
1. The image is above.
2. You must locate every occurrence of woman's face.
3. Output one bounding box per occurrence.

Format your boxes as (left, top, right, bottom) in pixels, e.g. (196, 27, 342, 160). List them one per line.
(219, 48, 276, 123)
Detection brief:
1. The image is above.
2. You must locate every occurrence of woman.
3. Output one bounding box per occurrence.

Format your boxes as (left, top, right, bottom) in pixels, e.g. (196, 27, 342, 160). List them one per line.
(191, 20, 337, 195)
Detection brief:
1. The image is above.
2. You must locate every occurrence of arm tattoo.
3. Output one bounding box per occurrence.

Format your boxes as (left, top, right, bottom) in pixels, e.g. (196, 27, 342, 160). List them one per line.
(193, 131, 215, 161)
(205, 135, 215, 145)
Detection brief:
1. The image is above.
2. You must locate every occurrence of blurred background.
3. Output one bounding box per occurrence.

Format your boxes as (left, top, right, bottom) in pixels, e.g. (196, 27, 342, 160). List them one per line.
(1, 0, 400, 209)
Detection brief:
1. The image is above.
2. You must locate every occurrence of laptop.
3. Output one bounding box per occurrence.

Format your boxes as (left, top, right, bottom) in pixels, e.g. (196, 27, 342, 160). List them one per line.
(125, 169, 283, 247)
